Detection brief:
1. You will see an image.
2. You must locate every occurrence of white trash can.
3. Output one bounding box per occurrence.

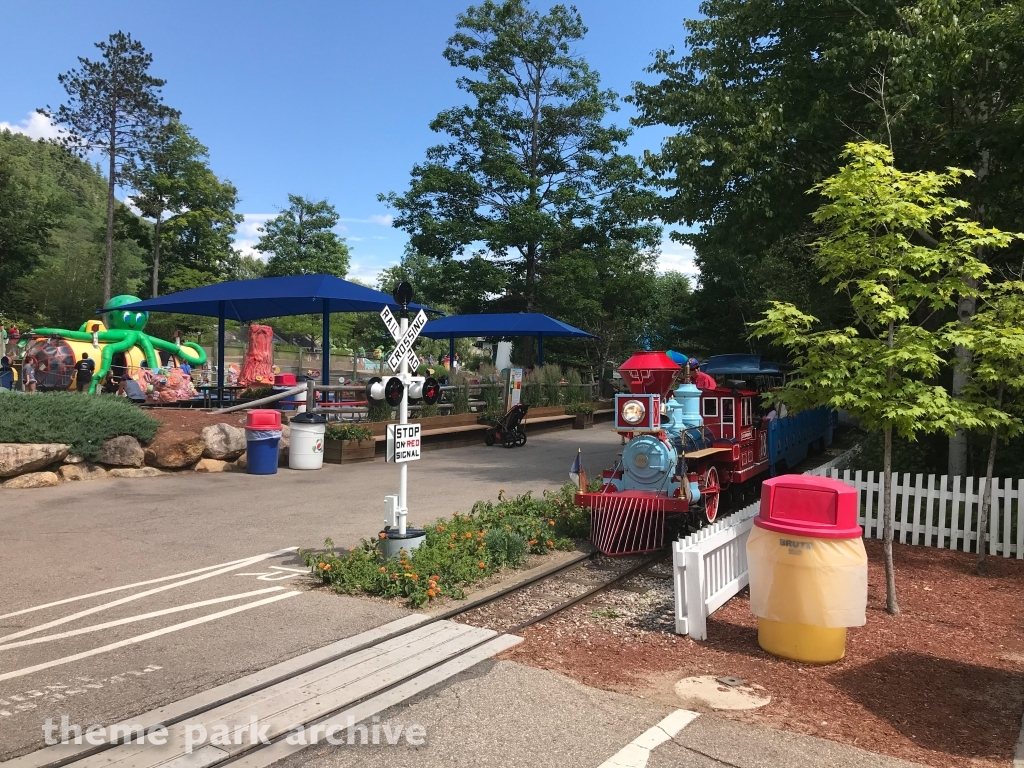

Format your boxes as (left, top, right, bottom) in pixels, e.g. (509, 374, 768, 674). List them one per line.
(288, 413, 326, 470)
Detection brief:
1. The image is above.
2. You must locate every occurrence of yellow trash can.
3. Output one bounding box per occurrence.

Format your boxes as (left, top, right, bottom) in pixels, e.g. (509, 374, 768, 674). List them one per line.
(746, 475, 867, 663)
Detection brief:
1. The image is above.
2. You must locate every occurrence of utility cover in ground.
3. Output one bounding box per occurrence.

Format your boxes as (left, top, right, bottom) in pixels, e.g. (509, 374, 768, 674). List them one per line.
(387, 423, 422, 463)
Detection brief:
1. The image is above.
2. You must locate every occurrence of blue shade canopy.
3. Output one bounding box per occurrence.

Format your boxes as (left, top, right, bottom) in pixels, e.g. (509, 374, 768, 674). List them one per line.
(419, 313, 596, 339)
(116, 274, 438, 321)
(701, 354, 782, 375)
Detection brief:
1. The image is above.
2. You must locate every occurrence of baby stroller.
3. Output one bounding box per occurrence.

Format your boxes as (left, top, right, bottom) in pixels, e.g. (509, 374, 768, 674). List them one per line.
(484, 403, 529, 448)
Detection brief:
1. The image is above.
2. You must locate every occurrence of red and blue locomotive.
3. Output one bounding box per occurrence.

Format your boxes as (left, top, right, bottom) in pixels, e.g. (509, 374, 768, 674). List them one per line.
(575, 350, 835, 555)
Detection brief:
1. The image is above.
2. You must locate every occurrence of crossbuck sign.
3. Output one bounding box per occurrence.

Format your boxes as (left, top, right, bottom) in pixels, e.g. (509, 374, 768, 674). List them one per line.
(380, 307, 428, 372)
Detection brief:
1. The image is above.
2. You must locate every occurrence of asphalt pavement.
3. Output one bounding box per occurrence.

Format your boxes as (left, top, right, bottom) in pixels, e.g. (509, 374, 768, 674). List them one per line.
(0, 427, 621, 760)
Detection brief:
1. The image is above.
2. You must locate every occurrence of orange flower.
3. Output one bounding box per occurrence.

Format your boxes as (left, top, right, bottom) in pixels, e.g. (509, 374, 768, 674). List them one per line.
(546, 541, 553, 547)
(528, 540, 537, 545)
(430, 575, 440, 581)
(379, 566, 387, 572)
(429, 580, 437, 589)
(323, 564, 332, 570)
(378, 532, 387, 539)
(549, 520, 555, 526)
(437, 524, 445, 532)
(411, 573, 419, 580)
(465, 532, 473, 539)
(427, 589, 436, 597)
(478, 562, 486, 569)
(448, 544, 454, 549)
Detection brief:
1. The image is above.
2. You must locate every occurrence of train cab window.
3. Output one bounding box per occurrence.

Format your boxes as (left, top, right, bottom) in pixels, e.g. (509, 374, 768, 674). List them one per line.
(721, 397, 735, 438)
(741, 397, 752, 426)
(702, 398, 718, 417)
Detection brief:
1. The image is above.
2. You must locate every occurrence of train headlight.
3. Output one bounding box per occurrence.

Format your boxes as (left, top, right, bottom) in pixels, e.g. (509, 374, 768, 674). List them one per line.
(621, 399, 646, 425)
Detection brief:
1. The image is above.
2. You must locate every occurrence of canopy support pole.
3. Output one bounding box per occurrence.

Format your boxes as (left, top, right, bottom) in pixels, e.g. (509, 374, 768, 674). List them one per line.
(322, 299, 330, 387)
(449, 334, 455, 377)
(217, 300, 225, 407)
(537, 332, 543, 366)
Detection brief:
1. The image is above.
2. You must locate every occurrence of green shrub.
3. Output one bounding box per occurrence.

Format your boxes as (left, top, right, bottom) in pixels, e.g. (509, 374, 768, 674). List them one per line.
(564, 401, 593, 415)
(563, 368, 588, 405)
(481, 382, 502, 413)
(241, 385, 274, 400)
(0, 391, 159, 460)
(520, 380, 543, 407)
(302, 483, 588, 607)
(418, 402, 440, 418)
(366, 401, 393, 422)
(484, 528, 528, 568)
(450, 376, 470, 414)
(324, 422, 373, 441)
(538, 364, 563, 406)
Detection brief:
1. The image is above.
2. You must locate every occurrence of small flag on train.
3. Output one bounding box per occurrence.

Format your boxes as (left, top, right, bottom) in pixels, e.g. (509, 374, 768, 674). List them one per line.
(569, 448, 583, 486)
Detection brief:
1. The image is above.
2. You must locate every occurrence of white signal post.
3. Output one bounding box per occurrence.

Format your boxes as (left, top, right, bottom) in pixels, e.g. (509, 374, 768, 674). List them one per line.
(379, 300, 426, 537)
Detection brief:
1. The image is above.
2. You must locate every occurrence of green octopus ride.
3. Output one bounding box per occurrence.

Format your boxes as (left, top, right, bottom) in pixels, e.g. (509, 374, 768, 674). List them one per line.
(32, 295, 207, 394)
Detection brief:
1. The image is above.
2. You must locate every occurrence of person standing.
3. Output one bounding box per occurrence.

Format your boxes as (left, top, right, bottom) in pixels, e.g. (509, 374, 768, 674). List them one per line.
(0, 356, 13, 390)
(74, 352, 96, 393)
(23, 357, 36, 392)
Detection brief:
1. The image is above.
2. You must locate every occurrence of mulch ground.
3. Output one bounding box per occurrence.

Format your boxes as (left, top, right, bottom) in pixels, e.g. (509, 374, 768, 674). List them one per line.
(500, 541, 1024, 768)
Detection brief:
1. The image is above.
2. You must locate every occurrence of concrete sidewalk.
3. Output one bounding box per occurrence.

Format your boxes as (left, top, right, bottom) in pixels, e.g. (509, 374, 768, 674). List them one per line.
(274, 660, 926, 768)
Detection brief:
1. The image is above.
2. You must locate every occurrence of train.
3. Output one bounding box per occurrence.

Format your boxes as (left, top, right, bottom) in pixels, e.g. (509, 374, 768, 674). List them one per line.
(576, 350, 836, 555)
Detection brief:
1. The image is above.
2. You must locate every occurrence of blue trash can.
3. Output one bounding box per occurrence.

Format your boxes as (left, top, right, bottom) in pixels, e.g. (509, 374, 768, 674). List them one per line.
(246, 430, 281, 474)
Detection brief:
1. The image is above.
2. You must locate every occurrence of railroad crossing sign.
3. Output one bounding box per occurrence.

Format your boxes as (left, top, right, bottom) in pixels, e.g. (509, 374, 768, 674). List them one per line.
(381, 307, 427, 372)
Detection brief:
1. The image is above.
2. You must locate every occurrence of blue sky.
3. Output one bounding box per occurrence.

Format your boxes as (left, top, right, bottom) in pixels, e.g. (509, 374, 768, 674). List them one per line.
(0, 0, 701, 284)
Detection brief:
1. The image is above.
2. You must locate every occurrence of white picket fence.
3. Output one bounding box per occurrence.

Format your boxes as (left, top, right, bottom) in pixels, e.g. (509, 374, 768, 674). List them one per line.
(821, 469, 1024, 558)
(672, 468, 1024, 640)
(672, 501, 759, 640)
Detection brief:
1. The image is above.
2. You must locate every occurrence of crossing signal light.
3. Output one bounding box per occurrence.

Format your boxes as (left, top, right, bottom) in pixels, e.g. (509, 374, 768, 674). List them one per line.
(366, 376, 405, 407)
(408, 376, 441, 405)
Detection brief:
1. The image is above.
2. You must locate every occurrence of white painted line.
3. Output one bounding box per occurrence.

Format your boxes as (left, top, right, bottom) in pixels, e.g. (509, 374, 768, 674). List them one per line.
(0, 556, 262, 621)
(597, 709, 700, 768)
(0, 591, 301, 683)
(0, 588, 286, 651)
(0, 549, 297, 644)
(1, 615, 429, 768)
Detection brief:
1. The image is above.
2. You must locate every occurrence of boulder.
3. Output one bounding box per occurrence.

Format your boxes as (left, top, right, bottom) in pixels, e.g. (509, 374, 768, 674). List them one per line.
(278, 423, 291, 465)
(194, 458, 229, 473)
(201, 424, 247, 461)
(144, 430, 205, 469)
(64, 454, 85, 465)
(0, 444, 70, 478)
(3, 471, 61, 489)
(109, 467, 164, 478)
(233, 453, 247, 471)
(59, 463, 108, 482)
(97, 435, 145, 468)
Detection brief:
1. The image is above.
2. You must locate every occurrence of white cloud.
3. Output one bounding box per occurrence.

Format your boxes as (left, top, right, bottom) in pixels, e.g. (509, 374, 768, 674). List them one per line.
(657, 238, 699, 279)
(338, 214, 393, 226)
(0, 111, 64, 141)
(345, 260, 386, 286)
(233, 213, 276, 260)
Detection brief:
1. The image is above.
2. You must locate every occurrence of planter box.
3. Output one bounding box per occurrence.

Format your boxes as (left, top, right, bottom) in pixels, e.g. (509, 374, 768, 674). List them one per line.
(324, 438, 376, 464)
(572, 412, 594, 430)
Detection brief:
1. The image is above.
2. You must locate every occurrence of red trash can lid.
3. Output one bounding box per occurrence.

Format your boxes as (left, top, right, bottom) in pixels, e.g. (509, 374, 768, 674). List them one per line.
(246, 410, 282, 430)
(274, 373, 296, 386)
(755, 474, 862, 538)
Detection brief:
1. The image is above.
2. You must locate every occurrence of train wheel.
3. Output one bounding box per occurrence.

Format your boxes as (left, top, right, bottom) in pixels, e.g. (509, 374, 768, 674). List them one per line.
(700, 466, 721, 524)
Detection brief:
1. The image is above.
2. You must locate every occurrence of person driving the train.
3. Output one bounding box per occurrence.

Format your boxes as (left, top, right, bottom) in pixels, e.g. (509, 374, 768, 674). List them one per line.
(688, 357, 717, 390)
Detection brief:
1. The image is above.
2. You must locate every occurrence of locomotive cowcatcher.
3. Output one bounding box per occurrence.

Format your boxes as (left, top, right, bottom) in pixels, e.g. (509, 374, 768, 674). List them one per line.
(575, 351, 772, 556)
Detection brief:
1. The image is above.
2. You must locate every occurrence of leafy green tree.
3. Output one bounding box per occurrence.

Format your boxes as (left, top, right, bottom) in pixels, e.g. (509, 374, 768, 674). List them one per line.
(946, 280, 1024, 573)
(631, 0, 1024, 473)
(750, 142, 1013, 615)
(381, 0, 659, 342)
(41, 31, 175, 303)
(131, 119, 211, 297)
(256, 195, 350, 278)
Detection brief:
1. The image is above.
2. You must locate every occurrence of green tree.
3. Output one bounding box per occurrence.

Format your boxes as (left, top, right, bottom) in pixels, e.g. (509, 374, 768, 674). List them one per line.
(946, 280, 1024, 573)
(131, 119, 210, 297)
(381, 0, 659, 339)
(750, 142, 1014, 615)
(41, 31, 175, 303)
(256, 195, 350, 278)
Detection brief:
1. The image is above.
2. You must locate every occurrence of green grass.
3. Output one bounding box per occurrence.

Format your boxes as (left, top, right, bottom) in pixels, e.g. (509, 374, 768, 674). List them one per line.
(303, 483, 589, 607)
(0, 391, 159, 460)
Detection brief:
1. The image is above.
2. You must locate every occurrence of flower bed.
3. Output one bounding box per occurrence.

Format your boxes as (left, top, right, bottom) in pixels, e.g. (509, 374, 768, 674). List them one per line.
(302, 483, 589, 607)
